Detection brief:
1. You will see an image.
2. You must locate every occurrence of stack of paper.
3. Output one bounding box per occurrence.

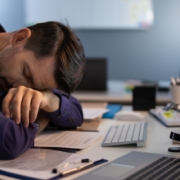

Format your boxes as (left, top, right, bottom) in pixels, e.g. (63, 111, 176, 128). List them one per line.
(35, 130, 101, 149)
(81, 102, 109, 120)
(0, 149, 72, 179)
(0, 149, 106, 180)
(82, 108, 109, 120)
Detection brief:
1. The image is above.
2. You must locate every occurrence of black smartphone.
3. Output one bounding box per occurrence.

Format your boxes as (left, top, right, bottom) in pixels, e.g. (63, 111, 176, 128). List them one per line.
(0, 24, 6, 32)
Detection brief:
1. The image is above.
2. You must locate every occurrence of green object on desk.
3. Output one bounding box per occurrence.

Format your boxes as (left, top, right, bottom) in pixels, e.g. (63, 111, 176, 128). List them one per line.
(102, 104, 122, 118)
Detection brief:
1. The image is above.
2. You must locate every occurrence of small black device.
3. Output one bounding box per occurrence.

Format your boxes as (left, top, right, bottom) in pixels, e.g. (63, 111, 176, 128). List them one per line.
(168, 131, 180, 152)
(132, 85, 156, 111)
(170, 131, 180, 141)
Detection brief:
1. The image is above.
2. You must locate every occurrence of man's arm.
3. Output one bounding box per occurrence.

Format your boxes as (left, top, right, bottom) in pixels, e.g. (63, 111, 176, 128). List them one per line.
(2, 87, 83, 129)
(44, 89, 83, 129)
(0, 92, 38, 160)
(0, 113, 38, 160)
(36, 110, 50, 134)
(0, 88, 83, 159)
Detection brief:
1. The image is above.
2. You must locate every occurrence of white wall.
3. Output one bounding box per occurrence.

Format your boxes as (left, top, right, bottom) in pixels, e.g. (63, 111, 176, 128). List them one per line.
(75, 0, 180, 81)
(25, 0, 153, 30)
(1, 0, 180, 81)
(0, 0, 25, 31)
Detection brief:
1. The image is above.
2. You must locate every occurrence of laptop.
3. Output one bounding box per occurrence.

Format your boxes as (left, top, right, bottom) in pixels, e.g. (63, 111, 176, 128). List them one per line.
(75, 58, 107, 91)
(75, 151, 180, 180)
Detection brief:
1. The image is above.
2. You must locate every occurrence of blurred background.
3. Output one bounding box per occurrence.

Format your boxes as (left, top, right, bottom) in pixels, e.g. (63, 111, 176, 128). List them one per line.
(0, 0, 180, 82)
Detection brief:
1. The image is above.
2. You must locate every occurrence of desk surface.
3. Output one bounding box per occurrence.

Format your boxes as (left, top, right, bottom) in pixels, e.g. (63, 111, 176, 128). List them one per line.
(72, 80, 171, 105)
(63, 106, 180, 180)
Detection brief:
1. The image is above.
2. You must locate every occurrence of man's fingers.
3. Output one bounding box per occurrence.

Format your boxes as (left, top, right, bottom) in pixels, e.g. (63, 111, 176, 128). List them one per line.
(29, 94, 41, 123)
(2, 86, 47, 126)
(21, 89, 33, 127)
(9, 87, 24, 124)
(2, 88, 15, 120)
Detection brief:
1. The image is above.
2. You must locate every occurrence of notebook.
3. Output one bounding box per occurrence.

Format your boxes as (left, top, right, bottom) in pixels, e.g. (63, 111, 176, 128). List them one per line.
(102, 104, 122, 118)
(149, 108, 180, 127)
(75, 151, 180, 180)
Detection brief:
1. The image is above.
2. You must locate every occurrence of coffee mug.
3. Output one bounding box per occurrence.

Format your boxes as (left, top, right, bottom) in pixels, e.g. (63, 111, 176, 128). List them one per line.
(171, 85, 180, 104)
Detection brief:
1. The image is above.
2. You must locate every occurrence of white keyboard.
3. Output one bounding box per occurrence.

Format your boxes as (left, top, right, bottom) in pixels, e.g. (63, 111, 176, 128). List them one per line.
(102, 121, 148, 147)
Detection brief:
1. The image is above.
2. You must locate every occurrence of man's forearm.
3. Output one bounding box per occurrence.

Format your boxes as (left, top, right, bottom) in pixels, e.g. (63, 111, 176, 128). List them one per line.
(46, 89, 84, 129)
(0, 112, 38, 160)
(35, 110, 50, 134)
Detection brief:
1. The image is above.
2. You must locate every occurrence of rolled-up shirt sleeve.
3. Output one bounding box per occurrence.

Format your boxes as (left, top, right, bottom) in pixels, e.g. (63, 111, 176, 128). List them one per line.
(0, 113, 38, 160)
(0, 92, 38, 160)
(45, 89, 84, 129)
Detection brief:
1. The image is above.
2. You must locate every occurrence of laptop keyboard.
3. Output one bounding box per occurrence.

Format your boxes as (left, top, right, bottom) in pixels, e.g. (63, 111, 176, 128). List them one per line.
(125, 156, 180, 180)
(102, 121, 148, 147)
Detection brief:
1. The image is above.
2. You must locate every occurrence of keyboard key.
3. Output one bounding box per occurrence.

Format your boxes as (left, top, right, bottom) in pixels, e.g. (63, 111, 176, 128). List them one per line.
(126, 123, 135, 141)
(104, 125, 118, 144)
(112, 125, 123, 143)
(119, 124, 129, 142)
(139, 122, 145, 140)
(132, 123, 141, 141)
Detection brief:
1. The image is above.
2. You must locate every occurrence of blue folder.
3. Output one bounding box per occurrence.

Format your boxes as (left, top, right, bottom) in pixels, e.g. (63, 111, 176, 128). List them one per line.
(102, 104, 122, 118)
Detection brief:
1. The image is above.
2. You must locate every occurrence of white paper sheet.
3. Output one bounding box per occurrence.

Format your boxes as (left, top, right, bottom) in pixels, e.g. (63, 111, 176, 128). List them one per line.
(83, 108, 109, 120)
(0, 175, 21, 180)
(35, 131, 101, 149)
(0, 149, 104, 180)
(0, 149, 72, 171)
(0, 148, 73, 180)
(0, 168, 57, 180)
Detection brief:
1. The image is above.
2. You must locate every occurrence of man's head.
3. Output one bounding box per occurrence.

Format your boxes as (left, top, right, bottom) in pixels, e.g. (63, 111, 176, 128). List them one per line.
(0, 21, 85, 93)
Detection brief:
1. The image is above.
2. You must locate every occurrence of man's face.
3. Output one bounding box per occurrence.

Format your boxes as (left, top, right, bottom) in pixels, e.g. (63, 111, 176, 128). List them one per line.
(0, 44, 57, 91)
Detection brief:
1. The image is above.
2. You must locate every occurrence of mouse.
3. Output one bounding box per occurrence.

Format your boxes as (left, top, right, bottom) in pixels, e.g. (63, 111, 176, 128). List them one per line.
(114, 111, 144, 121)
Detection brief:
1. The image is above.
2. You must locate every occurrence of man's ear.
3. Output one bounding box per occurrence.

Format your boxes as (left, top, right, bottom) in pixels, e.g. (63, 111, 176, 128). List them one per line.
(10, 28, 31, 45)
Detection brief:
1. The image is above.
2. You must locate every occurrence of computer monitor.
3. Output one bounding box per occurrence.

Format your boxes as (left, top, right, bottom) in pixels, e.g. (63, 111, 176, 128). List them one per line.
(76, 58, 107, 91)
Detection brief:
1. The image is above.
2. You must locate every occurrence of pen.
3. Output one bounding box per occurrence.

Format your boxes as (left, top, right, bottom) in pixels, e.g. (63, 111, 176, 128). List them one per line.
(176, 77, 180, 85)
(171, 77, 176, 86)
(62, 161, 93, 176)
(52, 158, 93, 176)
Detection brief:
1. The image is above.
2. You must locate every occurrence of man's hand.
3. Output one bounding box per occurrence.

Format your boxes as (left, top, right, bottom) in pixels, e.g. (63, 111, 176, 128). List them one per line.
(2, 86, 60, 127)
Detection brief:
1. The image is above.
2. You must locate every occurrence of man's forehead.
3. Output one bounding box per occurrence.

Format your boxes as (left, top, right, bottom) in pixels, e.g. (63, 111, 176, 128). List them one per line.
(27, 60, 57, 90)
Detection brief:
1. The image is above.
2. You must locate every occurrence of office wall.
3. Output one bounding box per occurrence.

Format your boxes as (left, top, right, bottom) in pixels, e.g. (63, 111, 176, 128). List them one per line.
(1, 0, 180, 81)
(0, 0, 24, 31)
(75, 0, 180, 81)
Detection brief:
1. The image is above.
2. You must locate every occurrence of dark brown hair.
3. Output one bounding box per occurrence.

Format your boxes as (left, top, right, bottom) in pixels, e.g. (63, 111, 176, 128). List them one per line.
(24, 21, 85, 94)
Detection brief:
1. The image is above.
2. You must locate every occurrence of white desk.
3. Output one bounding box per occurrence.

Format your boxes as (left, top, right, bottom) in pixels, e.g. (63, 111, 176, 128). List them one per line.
(72, 80, 171, 105)
(63, 106, 180, 180)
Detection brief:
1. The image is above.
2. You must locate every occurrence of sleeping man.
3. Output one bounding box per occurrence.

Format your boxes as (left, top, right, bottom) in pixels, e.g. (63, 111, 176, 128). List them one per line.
(0, 21, 85, 159)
